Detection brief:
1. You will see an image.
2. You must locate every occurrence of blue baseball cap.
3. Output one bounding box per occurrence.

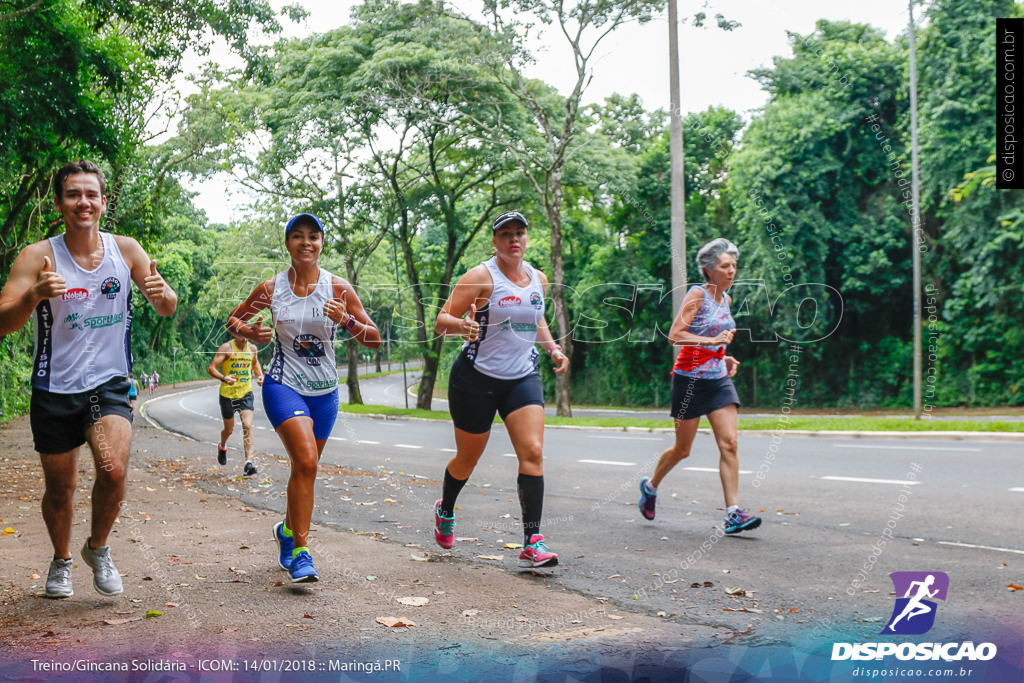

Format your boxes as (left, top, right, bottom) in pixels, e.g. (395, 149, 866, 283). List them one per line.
(285, 213, 326, 235)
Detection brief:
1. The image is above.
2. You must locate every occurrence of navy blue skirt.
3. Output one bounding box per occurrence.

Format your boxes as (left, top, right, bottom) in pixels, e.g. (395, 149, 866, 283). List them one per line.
(669, 373, 740, 421)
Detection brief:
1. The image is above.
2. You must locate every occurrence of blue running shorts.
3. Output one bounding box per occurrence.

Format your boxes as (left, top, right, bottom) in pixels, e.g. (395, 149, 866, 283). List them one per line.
(261, 376, 339, 440)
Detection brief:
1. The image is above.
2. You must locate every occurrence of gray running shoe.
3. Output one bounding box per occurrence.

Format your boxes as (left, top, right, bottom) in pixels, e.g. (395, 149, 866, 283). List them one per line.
(81, 540, 123, 596)
(45, 557, 74, 599)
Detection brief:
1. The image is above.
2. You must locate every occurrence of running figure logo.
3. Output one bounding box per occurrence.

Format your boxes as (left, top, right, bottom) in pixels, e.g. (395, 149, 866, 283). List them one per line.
(881, 571, 949, 635)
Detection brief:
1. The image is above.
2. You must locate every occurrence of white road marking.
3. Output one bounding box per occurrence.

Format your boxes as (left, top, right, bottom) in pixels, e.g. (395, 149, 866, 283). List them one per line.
(819, 476, 922, 486)
(395, 444, 422, 449)
(1010, 487, 1024, 493)
(440, 448, 457, 453)
(937, 541, 1024, 555)
(577, 459, 638, 467)
(685, 466, 753, 475)
(178, 397, 219, 421)
(501, 453, 517, 458)
(832, 444, 981, 452)
(328, 437, 346, 441)
(358, 440, 381, 445)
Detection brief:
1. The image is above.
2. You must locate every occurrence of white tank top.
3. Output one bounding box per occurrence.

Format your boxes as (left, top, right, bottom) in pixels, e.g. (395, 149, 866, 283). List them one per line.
(32, 232, 133, 393)
(461, 257, 544, 380)
(266, 268, 339, 396)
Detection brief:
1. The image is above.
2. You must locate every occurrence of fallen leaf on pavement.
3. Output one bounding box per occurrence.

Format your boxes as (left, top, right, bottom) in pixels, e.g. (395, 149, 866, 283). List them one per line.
(515, 617, 529, 622)
(104, 617, 143, 626)
(145, 610, 162, 618)
(410, 552, 430, 562)
(1008, 584, 1023, 591)
(504, 543, 523, 549)
(456, 537, 478, 542)
(397, 597, 429, 607)
(462, 610, 479, 617)
(304, 613, 314, 619)
(475, 555, 503, 561)
(376, 616, 416, 628)
(608, 615, 624, 620)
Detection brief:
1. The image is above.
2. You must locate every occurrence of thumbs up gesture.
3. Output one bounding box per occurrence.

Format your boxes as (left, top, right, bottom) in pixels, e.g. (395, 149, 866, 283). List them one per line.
(33, 255, 67, 300)
(249, 314, 273, 344)
(461, 302, 480, 342)
(144, 260, 168, 303)
(324, 289, 349, 326)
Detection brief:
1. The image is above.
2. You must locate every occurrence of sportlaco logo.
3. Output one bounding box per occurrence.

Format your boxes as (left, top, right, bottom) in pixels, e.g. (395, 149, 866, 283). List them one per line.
(883, 571, 948, 635)
(832, 571, 997, 662)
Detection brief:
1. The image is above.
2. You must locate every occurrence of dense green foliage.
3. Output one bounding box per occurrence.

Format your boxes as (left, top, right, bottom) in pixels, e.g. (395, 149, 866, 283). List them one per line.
(2, 0, 1022, 422)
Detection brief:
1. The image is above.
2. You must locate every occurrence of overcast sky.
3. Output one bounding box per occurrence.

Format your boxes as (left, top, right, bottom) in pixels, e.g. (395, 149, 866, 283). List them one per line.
(183, 0, 916, 224)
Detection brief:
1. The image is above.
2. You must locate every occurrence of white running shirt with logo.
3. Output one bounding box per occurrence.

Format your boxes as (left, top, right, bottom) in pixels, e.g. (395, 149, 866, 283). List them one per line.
(266, 268, 339, 396)
(462, 257, 544, 380)
(32, 232, 133, 394)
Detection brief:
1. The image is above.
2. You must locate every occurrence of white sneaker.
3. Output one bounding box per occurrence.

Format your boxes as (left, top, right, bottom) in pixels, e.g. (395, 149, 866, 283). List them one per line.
(45, 557, 74, 598)
(81, 540, 123, 596)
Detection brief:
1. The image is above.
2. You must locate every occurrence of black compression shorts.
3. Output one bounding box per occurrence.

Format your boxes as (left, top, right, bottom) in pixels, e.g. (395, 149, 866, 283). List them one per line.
(448, 353, 544, 434)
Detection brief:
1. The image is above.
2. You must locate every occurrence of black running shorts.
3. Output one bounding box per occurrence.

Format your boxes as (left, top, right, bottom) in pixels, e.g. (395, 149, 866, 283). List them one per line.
(30, 376, 133, 454)
(448, 353, 544, 434)
(219, 391, 255, 419)
(669, 373, 740, 421)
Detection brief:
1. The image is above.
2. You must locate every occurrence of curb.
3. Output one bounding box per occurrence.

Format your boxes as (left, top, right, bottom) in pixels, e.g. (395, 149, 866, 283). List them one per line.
(338, 411, 1024, 441)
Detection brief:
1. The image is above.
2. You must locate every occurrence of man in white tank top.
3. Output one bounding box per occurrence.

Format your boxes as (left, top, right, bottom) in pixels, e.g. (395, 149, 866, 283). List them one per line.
(0, 160, 177, 599)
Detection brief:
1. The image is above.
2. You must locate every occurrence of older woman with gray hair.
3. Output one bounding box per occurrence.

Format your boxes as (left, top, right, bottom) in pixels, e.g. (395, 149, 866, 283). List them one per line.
(638, 238, 761, 534)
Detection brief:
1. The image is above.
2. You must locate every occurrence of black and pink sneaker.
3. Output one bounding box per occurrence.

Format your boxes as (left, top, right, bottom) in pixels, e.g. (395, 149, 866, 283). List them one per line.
(433, 499, 455, 549)
(518, 534, 558, 568)
(639, 476, 657, 520)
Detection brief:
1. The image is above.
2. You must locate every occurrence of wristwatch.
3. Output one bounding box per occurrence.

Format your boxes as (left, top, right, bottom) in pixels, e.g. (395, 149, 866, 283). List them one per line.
(345, 315, 356, 330)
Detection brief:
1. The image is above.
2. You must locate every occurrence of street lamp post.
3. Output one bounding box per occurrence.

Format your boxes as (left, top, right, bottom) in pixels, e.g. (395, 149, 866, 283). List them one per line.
(172, 346, 179, 388)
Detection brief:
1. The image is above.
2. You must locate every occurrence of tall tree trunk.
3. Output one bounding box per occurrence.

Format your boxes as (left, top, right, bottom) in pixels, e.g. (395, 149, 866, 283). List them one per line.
(345, 338, 363, 404)
(417, 335, 444, 410)
(344, 258, 364, 405)
(545, 173, 572, 417)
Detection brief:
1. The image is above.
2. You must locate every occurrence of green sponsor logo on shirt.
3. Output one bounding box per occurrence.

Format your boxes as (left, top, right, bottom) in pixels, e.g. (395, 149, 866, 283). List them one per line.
(83, 313, 124, 329)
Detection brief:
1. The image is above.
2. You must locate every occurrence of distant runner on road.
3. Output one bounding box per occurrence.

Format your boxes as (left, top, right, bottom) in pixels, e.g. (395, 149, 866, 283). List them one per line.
(208, 332, 264, 476)
(0, 160, 177, 599)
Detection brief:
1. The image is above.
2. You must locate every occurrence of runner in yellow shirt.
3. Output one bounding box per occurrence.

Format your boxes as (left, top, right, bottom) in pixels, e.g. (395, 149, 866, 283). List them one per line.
(207, 333, 264, 476)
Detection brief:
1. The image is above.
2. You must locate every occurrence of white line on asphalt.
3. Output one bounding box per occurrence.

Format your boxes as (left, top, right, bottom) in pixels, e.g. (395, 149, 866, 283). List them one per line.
(819, 476, 923, 486)
(937, 541, 1024, 555)
(328, 437, 346, 441)
(577, 459, 638, 467)
(178, 396, 219, 421)
(832, 444, 981, 452)
(358, 440, 381, 445)
(587, 435, 662, 441)
(395, 444, 422, 449)
(440, 448, 457, 453)
(1010, 487, 1024, 493)
(685, 466, 753, 475)
(501, 453, 517, 457)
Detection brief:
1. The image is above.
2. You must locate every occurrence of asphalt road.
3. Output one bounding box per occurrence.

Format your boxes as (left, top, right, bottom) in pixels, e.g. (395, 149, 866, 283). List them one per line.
(143, 378, 1024, 647)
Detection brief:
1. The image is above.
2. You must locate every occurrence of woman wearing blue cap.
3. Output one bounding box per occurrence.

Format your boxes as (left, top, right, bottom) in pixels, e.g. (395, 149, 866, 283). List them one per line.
(227, 213, 381, 582)
(431, 211, 569, 569)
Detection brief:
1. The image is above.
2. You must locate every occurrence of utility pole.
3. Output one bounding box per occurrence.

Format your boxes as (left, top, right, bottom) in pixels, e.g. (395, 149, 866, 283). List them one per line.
(668, 0, 687, 314)
(908, 0, 923, 419)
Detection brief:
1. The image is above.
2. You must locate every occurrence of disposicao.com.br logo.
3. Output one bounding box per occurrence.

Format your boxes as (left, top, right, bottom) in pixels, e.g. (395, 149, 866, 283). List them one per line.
(832, 571, 998, 662)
